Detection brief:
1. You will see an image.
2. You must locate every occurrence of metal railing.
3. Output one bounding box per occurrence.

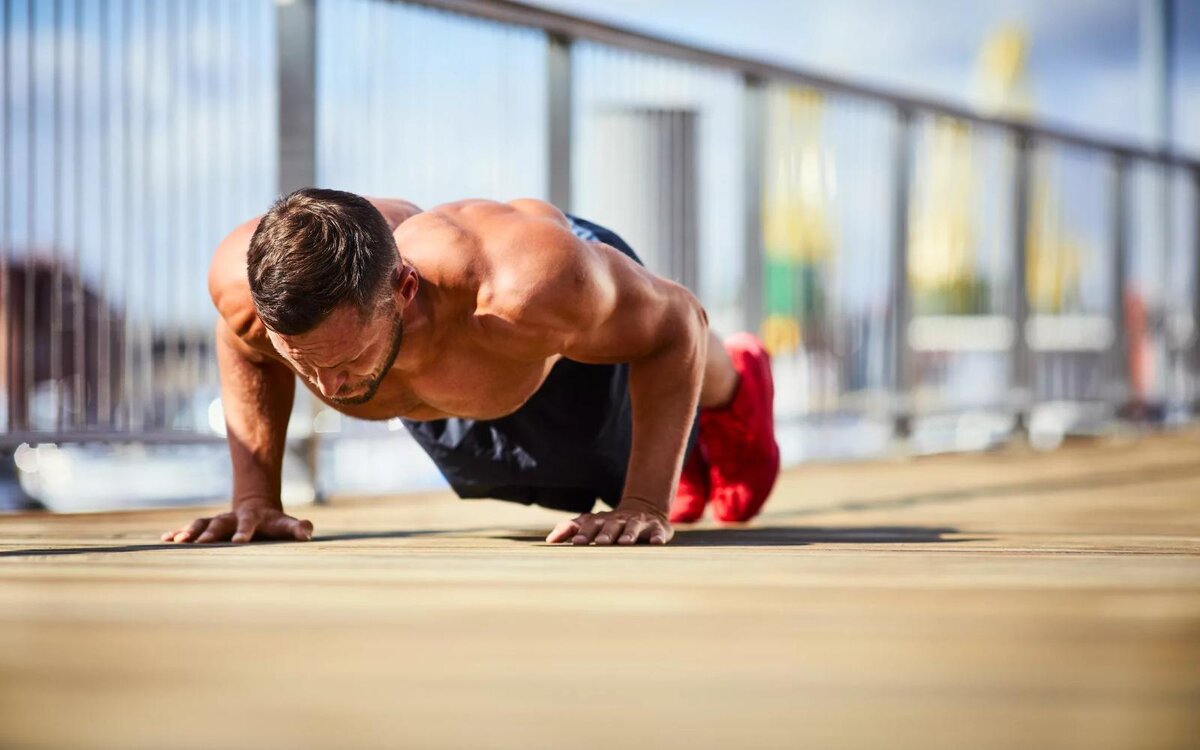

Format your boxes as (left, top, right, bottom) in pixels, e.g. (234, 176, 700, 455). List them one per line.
(1, 0, 276, 447)
(2, 0, 1198, 467)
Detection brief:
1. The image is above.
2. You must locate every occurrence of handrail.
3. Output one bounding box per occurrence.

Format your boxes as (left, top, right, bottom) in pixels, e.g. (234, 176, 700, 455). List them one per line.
(407, 0, 1200, 170)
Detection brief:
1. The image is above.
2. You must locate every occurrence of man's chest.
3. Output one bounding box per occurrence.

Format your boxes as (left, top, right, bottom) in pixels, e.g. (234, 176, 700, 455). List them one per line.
(324, 342, 561, 422)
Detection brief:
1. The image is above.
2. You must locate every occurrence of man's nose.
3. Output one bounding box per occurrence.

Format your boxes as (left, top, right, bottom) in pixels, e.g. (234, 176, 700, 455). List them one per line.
(315, 368, 346, 397)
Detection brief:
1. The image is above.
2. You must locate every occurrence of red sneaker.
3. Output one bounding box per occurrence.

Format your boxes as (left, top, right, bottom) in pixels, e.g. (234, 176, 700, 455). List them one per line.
(698, 333, 780, 522)
(669, 445, 710, 524)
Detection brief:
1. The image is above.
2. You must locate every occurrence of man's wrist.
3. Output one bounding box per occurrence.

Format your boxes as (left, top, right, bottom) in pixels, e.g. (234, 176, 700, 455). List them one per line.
(232, 494, 283, 511)
(617, 495, 668, 519)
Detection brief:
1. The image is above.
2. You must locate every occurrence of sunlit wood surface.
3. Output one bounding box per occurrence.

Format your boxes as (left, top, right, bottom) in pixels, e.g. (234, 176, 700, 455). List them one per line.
(2, 430, 1198, 750)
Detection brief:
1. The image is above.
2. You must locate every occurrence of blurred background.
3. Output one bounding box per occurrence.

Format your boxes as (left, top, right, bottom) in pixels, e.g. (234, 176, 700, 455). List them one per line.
(0, 0, 1196, 512)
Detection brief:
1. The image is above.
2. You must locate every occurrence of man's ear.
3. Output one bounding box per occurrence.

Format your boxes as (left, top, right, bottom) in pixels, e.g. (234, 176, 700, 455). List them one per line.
(395, 264, 419, 306)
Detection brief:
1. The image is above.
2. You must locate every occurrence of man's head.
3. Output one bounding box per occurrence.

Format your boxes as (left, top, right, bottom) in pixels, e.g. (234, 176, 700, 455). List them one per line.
(247, 188, 416, 405)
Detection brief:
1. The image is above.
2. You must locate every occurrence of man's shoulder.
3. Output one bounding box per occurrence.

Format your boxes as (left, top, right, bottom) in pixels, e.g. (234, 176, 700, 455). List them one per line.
(479, 209, 613, 340)
(208, 217, 270, 347)
(397, 198, 605, 336)
(399, 199, 575, 285)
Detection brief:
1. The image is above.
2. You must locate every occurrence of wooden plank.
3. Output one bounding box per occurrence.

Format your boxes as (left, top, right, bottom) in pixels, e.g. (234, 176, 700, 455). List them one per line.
(1, 430, 1198, 750)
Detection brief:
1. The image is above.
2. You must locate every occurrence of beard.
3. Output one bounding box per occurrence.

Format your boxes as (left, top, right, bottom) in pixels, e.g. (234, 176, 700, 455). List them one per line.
(328, 312, 404, 406)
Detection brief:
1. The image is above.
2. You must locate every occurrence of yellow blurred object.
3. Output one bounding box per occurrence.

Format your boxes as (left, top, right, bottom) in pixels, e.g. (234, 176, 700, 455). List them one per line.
(977, 24, 1032, 119)
(763, 87, 834, 264)
(760, 314, 802, 356)
(908, 118, 977, 295)
(1026, 158, 1085, 313)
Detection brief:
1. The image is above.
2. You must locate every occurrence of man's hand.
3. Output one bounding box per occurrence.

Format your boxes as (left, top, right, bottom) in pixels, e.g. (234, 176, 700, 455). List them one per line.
(161, 499, 313, 544)
(546, 497, 674, 545)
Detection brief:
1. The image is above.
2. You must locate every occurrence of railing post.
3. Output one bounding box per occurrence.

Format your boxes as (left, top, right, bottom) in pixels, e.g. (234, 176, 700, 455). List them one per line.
(1010, 131, 1033, 436)
(546, 32, 573, 212)
(276, 0, 320, 499)
(277, 0, 317, 195)
(889, 107, 914, 439)
(741, 74, 766, 335)
(1110, 154, 1131, 415)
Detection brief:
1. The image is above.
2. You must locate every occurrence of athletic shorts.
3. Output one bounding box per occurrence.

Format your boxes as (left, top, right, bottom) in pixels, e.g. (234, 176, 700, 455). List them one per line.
(401, 214, 701, 515)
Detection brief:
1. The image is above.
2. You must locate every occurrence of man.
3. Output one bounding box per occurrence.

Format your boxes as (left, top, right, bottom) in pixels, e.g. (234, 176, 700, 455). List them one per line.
(163, 189, 779, 546)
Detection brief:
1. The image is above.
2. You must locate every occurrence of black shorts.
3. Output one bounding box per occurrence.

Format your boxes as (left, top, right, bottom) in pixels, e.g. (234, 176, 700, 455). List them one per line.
(401, 214, 701, 515)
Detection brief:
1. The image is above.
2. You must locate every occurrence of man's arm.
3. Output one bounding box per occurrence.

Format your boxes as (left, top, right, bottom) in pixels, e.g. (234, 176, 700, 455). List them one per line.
(162, 225, 312, 544)
(558, 263, 707, 544)
(217, 319, 304, 523)
(490, 211, 708, 544)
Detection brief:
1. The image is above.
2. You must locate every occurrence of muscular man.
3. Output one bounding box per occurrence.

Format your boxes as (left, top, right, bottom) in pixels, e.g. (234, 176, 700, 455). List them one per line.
(163, 189, 779, 546)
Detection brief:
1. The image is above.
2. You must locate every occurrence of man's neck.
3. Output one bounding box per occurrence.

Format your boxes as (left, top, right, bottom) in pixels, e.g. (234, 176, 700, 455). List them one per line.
(391, 271, 436, 374)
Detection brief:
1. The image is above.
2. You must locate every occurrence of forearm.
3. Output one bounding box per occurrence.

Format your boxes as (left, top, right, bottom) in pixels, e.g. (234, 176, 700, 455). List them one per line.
(621, 299, 707, 514)
(215, 321, 295, 510)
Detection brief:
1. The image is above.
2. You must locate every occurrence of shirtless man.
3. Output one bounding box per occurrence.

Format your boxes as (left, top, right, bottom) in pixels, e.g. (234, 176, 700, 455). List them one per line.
(163, 189, 779, 546)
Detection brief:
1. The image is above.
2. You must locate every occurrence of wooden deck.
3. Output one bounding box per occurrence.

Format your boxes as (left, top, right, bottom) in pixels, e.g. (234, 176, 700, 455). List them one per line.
(1, 430, 1198, 750)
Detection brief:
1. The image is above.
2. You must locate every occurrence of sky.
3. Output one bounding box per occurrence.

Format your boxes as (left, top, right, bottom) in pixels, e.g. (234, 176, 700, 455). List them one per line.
(529, 0, 1200, 156)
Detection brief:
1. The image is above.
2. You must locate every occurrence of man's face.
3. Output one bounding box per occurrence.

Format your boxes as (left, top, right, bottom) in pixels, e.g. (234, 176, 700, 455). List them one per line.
(269, 303, 404, 406)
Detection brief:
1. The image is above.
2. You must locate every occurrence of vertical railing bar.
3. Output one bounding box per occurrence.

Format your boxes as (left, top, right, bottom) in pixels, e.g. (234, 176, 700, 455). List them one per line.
(1, 0, 12, 432)
(143, 0, 157, 431)
(364, 0, 377, 193)
(1010, 129, 1033, 436)
(888, 106, 914, 439)
(1160, 161, 1176, 410)
(501, 23, 511, 195)
(120, 0, 134, 431)
(683, 105, 694, 294)
(669, 107, 679, 286)
(675, 103, 685, 291)
(166, 0, 181, 430)
(655, 106, 666, 281)
(215, 0, 229, 237)
(23, 0, 36, 433)
(422, 7, 435, 202)
(50, 0, 67, 433)
(241, 0, 253, 364)
(177, 0, 194, 431)
(277, 0, 317, 196)
(684, 105, 696, 297)
(741, 73, 765, 335)
(202, 0, 218, 400)
(681, 104, 691, 294)
(238, 0, 252, 391)
(686, 103, 696, 294)
(121, 0, 134, 430)
(96, 0, 112, 428)
(71, 0, 85, 429)
(669, 106, 678, 286)
(183, 0, 196, 426)
(675, 63, 684, 285)
(132, 0, 144, 430)
(1110, 153, 1130, 417)
(546, 31, 574, 211)
(489, 20, 502, 196)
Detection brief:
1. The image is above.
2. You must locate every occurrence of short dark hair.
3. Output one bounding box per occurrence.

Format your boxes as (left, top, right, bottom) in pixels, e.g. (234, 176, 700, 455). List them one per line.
(247, 187, 397, 335)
